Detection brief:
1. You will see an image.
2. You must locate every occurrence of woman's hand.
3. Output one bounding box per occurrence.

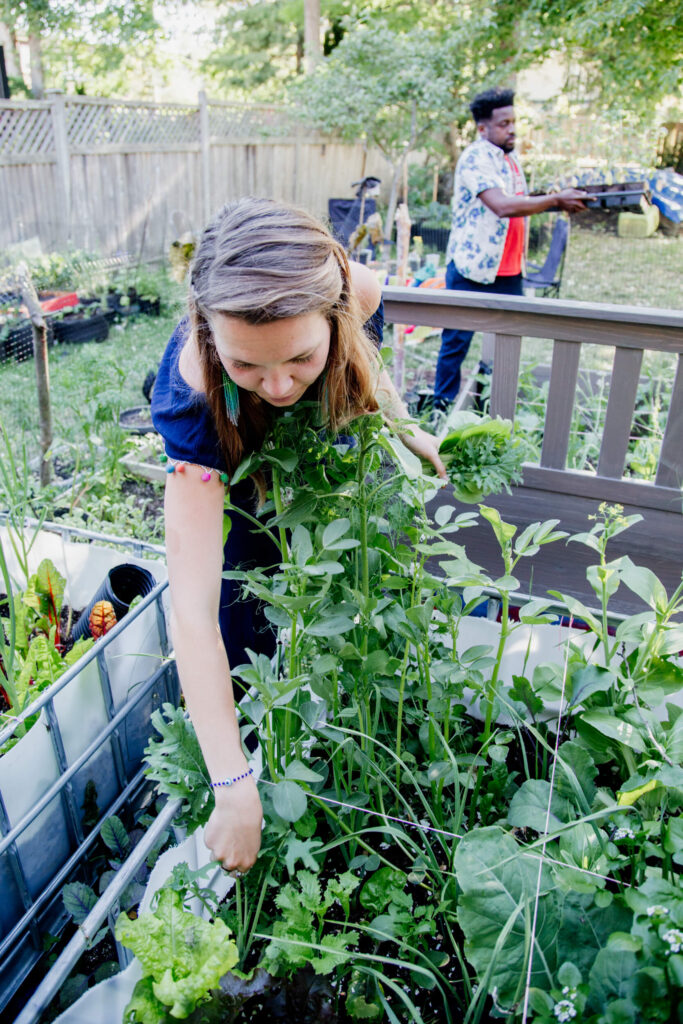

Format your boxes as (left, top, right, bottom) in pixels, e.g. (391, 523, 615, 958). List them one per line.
(205, 776, 263, 873)
(400, 423, 447, 480)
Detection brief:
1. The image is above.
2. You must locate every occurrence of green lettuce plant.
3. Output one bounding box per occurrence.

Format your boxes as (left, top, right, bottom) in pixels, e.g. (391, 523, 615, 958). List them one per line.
(116, 887, 239, 1022)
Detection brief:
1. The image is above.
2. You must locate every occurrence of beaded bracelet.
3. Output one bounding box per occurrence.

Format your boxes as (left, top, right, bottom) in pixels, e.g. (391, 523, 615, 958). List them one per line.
(159, 453, 229, 484)
(210, 768, 254, 789)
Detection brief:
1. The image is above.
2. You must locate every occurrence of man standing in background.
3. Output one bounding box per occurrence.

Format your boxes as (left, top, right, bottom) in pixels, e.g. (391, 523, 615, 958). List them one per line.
(432, 87, 588, 413)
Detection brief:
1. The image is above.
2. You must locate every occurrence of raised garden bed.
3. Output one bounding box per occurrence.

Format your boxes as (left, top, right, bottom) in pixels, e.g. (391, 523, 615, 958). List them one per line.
(0, 523, 178, 1017)
(14, 406, 681, 1024)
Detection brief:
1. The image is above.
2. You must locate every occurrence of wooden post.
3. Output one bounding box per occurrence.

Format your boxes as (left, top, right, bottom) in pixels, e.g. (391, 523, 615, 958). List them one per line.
(48, 90, 71, 247)
(17, 263, 52, 487)
(392, 202, 411, 394)
(303, 0, 321, 74)
(293, 122, 303, 205)
(198, 90, 211, 225)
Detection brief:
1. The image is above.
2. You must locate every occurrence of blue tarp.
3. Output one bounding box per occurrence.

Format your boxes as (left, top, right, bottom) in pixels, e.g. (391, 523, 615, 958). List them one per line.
(648, 169, 683, 223)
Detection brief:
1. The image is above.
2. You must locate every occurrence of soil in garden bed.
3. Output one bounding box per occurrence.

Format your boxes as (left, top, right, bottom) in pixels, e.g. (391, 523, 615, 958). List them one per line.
(197, 797, 487, 1024)
(121, 476, 165, 521)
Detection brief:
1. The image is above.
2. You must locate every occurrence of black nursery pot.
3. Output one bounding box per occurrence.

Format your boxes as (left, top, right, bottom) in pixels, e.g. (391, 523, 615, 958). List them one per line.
(53, 312, 109, 345)
(72, 564, 157, 641)
(139, 296, 160, 316)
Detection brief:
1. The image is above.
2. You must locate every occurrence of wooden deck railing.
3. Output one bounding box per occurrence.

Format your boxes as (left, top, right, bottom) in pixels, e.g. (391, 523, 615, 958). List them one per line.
(382, 288, 683, 514)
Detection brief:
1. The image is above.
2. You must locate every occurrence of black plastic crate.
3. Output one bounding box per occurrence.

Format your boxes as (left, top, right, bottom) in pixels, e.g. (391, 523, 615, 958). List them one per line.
(582, 181, 650, 209)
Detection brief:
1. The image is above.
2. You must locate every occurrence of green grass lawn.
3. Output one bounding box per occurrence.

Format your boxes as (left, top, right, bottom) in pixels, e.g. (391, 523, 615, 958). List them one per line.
(1, 314, 176, 447)
(0, 312, 179, 542)
(562, 224, 683, 310)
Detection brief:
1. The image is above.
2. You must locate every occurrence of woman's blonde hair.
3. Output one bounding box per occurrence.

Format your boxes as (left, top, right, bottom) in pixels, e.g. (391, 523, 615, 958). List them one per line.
(189, 197, 380, 479)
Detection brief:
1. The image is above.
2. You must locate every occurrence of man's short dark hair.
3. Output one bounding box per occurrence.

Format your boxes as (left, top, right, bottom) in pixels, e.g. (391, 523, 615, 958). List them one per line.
(470, 88, 515, 123)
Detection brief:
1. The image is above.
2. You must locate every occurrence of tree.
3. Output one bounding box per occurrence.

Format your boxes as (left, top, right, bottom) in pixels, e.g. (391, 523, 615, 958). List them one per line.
(1, 0, 163, 98)
(202, 0, 359, 97)
(201, 0, 306, 96)
(521, 0, 683, 113)
(1, 0, 55, 97)
(303, 0, 321, 73)
(44, 1, 162, 97)
(200, 0, 437, 98)
(290, 22, 461, 242)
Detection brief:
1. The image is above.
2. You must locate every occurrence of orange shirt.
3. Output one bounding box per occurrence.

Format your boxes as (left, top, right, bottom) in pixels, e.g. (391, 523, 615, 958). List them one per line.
(497, 154, 525, 276)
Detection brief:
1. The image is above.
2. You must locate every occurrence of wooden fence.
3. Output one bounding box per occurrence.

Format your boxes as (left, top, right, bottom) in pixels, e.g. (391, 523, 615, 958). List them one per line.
(0, 93, 391, 259)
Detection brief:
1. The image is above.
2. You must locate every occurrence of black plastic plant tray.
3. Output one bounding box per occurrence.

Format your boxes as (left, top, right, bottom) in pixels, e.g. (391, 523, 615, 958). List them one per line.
(581, 182, 649, 209)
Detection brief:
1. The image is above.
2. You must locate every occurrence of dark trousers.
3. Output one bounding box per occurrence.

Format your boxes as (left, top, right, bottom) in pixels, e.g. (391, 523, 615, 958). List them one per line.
(434, 262, 524, 405)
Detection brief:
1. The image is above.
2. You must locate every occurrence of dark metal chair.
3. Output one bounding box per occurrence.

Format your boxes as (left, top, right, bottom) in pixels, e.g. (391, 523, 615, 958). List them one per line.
(523, 216, 570, 298)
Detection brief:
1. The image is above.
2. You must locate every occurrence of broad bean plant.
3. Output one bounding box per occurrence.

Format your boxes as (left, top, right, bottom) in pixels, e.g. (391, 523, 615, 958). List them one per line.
(140, 406, 683, 1024)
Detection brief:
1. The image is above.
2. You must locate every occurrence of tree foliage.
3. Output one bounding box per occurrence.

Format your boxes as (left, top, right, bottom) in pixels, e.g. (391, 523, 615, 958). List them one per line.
(521, 0, 683, 112)
(289, 5, 524, 235)
(1, 0, 163, 97)
(3, 0, 680, 114)
(201, 0, 366, 97)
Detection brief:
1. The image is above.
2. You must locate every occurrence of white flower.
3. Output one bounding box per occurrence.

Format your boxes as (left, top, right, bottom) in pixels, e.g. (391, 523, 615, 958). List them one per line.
(554, 1000, 577, 1022)
(646, 904, 669, 918)
(562, 985, 578, 999)
(611, 827, 635, 841)
(663, 929, 683, 953)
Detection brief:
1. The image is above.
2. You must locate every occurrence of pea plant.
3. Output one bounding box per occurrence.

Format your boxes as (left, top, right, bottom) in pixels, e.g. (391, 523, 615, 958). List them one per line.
(138, 406, 682, 1024)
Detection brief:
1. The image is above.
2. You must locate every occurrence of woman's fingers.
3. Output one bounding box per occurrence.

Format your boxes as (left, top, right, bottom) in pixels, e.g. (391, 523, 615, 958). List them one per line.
(400, 424, 448, 480)
(205, 779, 263, 872)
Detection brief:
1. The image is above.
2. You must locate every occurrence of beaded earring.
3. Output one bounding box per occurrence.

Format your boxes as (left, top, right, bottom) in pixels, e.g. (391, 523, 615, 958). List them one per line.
(222, 369, 240, 426)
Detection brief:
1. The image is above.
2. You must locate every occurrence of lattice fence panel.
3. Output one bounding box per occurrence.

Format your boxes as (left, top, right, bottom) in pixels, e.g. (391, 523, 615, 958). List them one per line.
(208, 103, 297, 140)
(66, 100, 199, 148)
(0, 104, 54, 158)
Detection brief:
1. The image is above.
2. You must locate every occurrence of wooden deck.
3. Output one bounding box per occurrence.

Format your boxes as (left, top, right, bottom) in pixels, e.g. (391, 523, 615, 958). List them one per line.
(382, 287, 683, 619)
(427, 485, 681, 619)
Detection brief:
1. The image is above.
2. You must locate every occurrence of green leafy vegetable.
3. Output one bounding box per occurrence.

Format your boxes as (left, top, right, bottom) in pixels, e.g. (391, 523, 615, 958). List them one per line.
(143, 704, 212, 832)
(434, 411, 528, 502)
(116, 888, 239, 1020)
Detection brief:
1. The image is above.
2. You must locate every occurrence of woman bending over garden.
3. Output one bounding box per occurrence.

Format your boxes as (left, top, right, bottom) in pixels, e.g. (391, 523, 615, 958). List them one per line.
(151, 197, 446, 876)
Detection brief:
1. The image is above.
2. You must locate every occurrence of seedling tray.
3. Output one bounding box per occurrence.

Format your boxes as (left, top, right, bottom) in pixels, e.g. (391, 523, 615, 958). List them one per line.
(581, 181, 650, 209)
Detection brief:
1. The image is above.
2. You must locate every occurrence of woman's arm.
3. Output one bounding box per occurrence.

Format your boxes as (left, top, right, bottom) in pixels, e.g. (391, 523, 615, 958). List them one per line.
(349, 260, 382, 320)
(348, 261, 446, 478)
(164, 464, 262, 872)
(377, 369, 447, 479)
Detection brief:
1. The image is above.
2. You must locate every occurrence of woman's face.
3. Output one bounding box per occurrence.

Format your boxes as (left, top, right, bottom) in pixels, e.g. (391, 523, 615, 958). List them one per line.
(211, 312, 331, 407)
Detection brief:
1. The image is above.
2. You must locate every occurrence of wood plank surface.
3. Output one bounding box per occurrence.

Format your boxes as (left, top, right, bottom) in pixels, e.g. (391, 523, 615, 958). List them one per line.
(541, 340, 581, 468)
(520, 465, 683, 513)
(490, 333, 522, 420)
(382, 288, 683, 352)
(656, 354, 683, 489)
(426, 484, 682, 620)
(598, 346, 643, 478)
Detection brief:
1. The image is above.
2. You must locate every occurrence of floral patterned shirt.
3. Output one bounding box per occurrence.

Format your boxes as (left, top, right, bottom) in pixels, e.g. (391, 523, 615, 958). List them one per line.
(445, 138, 528, 284)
